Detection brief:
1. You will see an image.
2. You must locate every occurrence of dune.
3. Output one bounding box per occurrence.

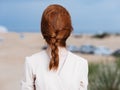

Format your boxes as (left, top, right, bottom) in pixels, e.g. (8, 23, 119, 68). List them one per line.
(0, 32, 120, 90)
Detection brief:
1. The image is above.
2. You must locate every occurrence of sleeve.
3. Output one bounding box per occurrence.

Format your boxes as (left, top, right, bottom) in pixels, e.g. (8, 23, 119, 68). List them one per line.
(20, 57, 35, 90)
(79, 60, 88, 90)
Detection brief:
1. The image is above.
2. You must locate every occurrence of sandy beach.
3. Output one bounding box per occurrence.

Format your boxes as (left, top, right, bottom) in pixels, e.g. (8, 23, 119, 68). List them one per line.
(0, 32, 120, 90)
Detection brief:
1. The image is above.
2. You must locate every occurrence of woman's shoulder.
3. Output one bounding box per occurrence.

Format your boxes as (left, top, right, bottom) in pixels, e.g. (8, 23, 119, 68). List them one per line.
(25, 50, 47, 64)
(68, 51, 88, 65)
(68, 51, 88, 74)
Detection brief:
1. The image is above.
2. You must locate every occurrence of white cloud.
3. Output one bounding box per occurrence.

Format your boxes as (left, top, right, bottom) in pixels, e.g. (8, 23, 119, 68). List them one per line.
(0, 26, 8, 33)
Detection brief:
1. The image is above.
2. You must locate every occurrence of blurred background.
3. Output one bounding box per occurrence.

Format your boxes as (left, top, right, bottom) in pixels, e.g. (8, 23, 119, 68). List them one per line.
(0, 0, 120, 90)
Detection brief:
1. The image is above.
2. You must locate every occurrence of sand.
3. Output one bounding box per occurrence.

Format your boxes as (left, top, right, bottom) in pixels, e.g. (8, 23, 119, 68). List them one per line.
(0, 32, 120, 90)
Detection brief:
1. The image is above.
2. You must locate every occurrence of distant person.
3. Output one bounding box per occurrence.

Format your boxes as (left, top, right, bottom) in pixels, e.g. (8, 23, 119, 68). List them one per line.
(21, 4, 88, 90)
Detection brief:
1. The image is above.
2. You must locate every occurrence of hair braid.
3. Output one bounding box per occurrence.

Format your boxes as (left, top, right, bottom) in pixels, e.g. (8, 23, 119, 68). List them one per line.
(49, 36, 59, 70)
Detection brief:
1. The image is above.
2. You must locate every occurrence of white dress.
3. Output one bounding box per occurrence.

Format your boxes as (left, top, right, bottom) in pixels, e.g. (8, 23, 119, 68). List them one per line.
(21, 50, 88, 90)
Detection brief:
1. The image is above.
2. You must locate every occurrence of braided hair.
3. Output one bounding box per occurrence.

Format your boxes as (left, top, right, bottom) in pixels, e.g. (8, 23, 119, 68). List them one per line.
(41, 4, 73, 70)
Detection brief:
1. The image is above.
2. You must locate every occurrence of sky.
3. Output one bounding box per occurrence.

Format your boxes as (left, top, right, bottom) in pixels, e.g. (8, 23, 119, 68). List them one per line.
(0, 0, 120, 34)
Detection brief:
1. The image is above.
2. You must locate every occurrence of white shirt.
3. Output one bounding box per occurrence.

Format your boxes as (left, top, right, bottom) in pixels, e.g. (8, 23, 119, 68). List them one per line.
(21, 50, 88, 90)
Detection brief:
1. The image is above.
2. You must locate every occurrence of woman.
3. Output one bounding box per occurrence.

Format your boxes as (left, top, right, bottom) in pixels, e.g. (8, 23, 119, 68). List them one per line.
(21, 4, 88, 90)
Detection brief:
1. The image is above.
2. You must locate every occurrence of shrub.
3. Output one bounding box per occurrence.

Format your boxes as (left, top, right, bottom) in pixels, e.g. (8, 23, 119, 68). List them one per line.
(88, 60, 120, 90)
(92, 32, 110, 39)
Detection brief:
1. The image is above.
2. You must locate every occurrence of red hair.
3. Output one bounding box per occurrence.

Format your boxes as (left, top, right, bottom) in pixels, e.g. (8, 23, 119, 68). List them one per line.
(41, 4, 73, 70)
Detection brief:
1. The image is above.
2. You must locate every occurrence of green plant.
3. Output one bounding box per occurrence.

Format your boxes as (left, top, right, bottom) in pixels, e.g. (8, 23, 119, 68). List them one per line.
(89, 63, 99, 75)
(115, 57, 120, 69)
(88, 61, 120, 90)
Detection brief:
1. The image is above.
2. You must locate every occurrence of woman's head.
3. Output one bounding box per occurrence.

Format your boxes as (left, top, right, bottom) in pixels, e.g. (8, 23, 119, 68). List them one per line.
(41, 4, 73, 70)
